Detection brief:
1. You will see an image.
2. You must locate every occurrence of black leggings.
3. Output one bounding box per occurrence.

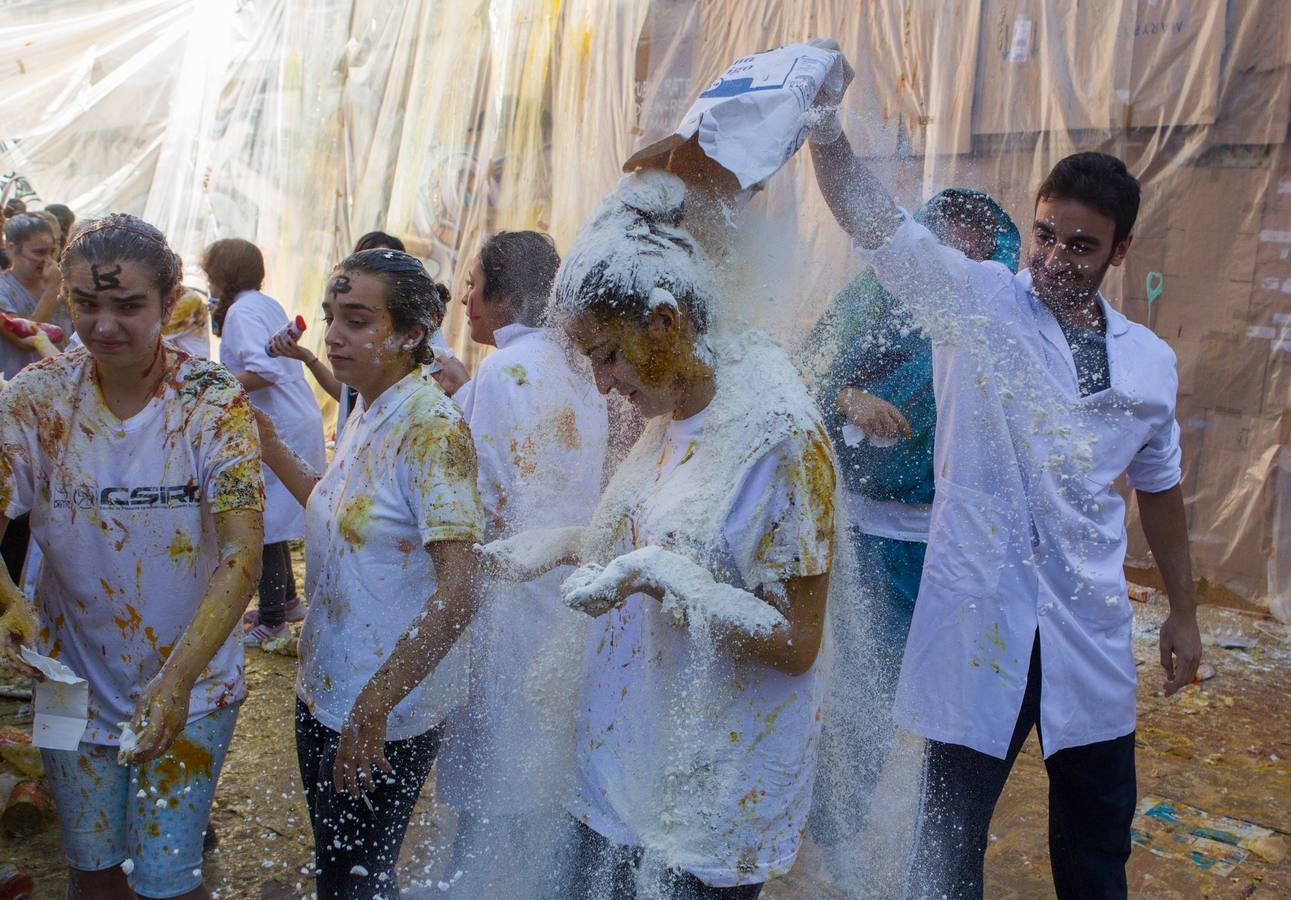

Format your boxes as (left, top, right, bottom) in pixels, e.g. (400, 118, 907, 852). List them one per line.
(295, 700, 443, 900)
(566, 817, 763, 900)
(257, 540, 297, 627)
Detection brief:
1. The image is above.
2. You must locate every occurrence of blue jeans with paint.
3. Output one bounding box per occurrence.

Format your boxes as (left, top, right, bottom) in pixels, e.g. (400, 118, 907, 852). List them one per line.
(40, 703, 239, 898)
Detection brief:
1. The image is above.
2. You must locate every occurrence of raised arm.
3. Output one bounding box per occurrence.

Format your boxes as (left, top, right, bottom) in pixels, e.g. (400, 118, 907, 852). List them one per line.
(268, 332, 343, 401)
(806, 67, 1009, 340)
(809, 130, 903, 250)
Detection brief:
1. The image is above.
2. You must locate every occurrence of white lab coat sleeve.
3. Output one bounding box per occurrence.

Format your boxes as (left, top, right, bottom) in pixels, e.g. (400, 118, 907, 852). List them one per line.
(1127, 346, 1182, 493)
(1127, 417, 1183, 493)
(867, 214, 1018, 347)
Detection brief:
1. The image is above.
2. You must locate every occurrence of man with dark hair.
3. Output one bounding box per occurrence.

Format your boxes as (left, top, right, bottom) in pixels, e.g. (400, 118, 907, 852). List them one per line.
(807, 50, 1200, 899)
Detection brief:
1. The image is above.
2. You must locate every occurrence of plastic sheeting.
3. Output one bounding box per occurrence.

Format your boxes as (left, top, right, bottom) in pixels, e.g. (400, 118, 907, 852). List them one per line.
(2, 0, 1288, 612)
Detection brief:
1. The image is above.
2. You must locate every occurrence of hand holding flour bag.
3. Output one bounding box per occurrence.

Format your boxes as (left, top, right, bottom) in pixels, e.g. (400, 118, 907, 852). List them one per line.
(625, 41, 850, 189)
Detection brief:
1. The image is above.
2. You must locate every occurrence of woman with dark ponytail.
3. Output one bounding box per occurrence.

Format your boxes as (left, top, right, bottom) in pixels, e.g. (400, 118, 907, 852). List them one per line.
(255, 248, 485, 899)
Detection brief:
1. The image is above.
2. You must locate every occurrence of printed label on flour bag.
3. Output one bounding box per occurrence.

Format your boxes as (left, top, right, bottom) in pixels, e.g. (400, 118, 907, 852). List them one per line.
(624, 42, 847, 189)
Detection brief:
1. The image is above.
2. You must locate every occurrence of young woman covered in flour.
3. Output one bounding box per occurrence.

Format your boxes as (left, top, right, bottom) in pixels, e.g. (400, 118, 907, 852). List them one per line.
(435, 231, 608, 895)
(203, 238, 326, 647)
(0, 215, 264, 900)
(255, 249, 485, 900)
(480, 171, 836, 899)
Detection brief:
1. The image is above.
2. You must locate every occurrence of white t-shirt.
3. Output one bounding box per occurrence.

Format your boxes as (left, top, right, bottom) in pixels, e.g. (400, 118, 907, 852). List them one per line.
(296, 366, 484, 741)
(0, 347, 264, 744)
(220, 290, 325, 543)
(573, 406, 834, 887)
(438, 323, 607, 816)
(169, 328, 210, 359)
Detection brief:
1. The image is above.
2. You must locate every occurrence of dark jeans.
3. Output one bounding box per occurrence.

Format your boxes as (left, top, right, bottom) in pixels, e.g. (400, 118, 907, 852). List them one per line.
(907, 636, 1136, 900)
(258, 540, 297, 627)
(295, 700, 443, 900)
(566, 817, 763, 900)
(1, 512, 30, 584)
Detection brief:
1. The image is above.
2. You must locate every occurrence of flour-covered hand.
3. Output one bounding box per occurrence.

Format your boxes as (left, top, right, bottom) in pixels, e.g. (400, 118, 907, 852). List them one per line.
(561, 563, 638, 617)
(476, 526, 585, 582)
(806, 38, 855, 144)
(125, 671, 194, 764)
(0, 594, 41, 679)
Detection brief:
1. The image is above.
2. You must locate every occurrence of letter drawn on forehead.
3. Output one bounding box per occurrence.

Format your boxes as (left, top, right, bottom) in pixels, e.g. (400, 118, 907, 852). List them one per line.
(91, 263, 123, 292)
(330, 274, 352, 296)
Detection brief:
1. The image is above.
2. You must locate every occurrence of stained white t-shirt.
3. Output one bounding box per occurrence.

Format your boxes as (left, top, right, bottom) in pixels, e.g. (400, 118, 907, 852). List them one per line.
(573, 407, 835, 887)
(296, 366, 484, 741)
(0, 347, 264, 744)
(220, 289, 325, 543)
(438, 323, 607, 817)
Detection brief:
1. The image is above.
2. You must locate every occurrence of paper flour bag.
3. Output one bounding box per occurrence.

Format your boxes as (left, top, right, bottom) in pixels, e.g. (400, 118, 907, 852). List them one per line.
(625, 42, 846, 189)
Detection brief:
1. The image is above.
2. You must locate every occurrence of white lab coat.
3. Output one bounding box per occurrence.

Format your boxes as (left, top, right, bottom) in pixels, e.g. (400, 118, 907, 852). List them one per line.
(220, 290, 326, 543)
(869, 216, 1182, 758)
(438, 323, 608, 817)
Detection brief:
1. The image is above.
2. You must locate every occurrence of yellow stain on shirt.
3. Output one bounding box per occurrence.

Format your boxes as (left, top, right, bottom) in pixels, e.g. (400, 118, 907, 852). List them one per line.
(338, 494, 375, 548)
(168, 529, 199, 568)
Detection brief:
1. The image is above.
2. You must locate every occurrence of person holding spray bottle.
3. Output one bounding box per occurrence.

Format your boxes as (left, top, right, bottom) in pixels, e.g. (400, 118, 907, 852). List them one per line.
(203, 238, 325, 647)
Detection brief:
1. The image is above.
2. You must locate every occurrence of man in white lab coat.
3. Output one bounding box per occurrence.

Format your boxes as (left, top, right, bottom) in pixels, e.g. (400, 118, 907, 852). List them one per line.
(807, 60, 1203, 900)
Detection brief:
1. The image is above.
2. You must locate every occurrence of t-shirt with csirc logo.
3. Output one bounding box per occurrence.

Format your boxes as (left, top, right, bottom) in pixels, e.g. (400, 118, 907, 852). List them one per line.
(0, 347, 264, 745)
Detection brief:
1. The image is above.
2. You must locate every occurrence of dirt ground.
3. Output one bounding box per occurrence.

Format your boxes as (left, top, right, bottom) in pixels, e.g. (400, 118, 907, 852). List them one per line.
(2, 574, 1289, 898)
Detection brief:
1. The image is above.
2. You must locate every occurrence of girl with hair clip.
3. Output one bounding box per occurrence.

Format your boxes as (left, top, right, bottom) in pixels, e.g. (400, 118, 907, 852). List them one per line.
(255, 249, 486, 900)
(480, 171, 838, 899)
(435, 231, 608, 896)
(268, 230, 469, 432)
(0, 213, 264, 900)
(203, 238, 325, 647)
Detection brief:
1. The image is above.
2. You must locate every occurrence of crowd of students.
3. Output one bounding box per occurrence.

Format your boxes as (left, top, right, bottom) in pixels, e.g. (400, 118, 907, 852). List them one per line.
(0, 43, 1204, 900)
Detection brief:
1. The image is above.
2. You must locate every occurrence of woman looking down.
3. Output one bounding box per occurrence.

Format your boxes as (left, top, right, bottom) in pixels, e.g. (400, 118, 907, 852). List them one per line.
(481, 170, 836, 898)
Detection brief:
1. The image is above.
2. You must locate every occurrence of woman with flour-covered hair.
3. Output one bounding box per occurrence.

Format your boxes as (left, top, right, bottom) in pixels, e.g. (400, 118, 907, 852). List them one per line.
(479, 170, 838, 899)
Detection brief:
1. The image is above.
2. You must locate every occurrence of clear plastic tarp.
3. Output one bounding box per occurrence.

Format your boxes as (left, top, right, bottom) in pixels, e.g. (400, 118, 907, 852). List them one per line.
(2, 0, 1287, 611)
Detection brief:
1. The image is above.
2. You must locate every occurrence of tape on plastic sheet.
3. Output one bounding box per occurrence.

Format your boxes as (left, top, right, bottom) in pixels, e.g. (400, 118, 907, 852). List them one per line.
(1007, 17, 1033, 62)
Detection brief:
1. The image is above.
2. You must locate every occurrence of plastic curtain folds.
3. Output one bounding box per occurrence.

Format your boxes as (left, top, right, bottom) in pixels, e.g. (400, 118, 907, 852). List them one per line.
(1, 0, 1288, 623)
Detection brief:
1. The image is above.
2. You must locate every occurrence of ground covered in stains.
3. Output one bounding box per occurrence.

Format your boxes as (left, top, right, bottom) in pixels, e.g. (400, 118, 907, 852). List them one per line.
(2, 574, 1288, 898)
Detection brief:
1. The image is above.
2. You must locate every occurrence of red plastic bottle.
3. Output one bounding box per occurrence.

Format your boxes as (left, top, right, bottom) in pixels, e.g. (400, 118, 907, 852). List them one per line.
(0, 864, 33, 900)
